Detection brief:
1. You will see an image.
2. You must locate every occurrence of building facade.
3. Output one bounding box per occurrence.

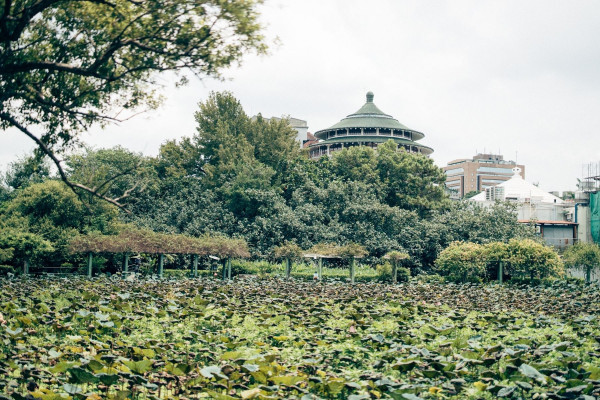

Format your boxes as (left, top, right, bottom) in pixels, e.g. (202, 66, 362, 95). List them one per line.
(309, 92, 433, 159)
(470, 168, 576, 250)
(444, 153, 525, 198)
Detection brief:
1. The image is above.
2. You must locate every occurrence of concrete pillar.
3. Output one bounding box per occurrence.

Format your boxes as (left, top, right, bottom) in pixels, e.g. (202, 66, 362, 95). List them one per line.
(123, 253, 129, 273)
(498, 262, 504, 283)
(193, 254, 198, 278)
(158, 254, 164, 278)
(285, 258, 291, 279)
(326, 145, 331, 156)
(318, 257, 323, 279)
(87, 252, 93, 278)
(227, 258, 232, 280)
(349, 257, 356, 284)
(23, 260, 29, 275)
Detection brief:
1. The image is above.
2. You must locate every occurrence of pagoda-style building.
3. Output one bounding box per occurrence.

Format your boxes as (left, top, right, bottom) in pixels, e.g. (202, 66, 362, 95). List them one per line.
(309, 92, 433, 159)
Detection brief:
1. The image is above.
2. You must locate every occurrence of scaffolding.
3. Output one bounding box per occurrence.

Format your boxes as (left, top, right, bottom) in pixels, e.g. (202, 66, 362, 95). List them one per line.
(581, 162, 600, 192)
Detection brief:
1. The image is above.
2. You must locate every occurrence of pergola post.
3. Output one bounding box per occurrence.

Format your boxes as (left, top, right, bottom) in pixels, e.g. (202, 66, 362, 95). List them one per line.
(222, 259, 227, 280)
(392, 260, 398, 284)
(158, 254, 164, 278)
(285, 257, 291, 279)
(123, 253, 130, 273)
(498, 261, 504, 283)
(350, 257, 356, 284)
(318, 257, 323, 279)
(586, 266, 591, 284)
(87, 252, 93, 278)
(23, 260, 29, 275)
(227, 258, 232, 280)
(192, 254, 199, 278)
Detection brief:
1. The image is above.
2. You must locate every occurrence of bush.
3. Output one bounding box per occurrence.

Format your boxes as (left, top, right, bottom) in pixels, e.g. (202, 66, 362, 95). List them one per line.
(230, 260, 275, 275)
(435, 242, 487, 283)
(376, 262, 392, 282)
(375, 262, 410, 283)
(504, 239, 564, 283)
(414, 273, 445, 284)
(0, 265, 14, 275)
(396, 267, 410, 282)
(562, 242, 600, 283)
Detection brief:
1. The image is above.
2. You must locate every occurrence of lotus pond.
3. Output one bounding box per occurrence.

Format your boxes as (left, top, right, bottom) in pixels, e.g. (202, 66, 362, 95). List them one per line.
(1, 277, 600, 400)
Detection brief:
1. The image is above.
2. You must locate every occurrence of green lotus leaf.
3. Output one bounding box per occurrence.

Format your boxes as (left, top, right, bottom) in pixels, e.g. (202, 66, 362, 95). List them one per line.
(123, 359, 153, 374)
(348, 395, 370, 400)
(205, 391, 237, 400)
(518, 364, 547, 384)
(62, 383, 82, 394)
(497, 386, 516, 397)
(241, 363, 260, 373)
(68, 367, 98, 384)
(97, 373, 120, 386)
(86, 359, 104, 372)
(272, 375, 304, 386)
(201, 365, 227, 380)
(5, 327, 22, 337)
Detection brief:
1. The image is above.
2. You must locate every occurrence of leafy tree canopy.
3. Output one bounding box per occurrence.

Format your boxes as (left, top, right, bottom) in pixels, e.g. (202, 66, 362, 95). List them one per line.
(0, 0, 267, 207)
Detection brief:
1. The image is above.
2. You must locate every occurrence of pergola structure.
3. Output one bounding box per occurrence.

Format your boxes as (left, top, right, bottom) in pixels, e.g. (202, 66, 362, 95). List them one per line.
(309, 92, 434, 159)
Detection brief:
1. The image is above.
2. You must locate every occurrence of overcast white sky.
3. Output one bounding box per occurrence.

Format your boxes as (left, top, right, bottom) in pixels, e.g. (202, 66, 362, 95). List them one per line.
(2, 0, 600, 191)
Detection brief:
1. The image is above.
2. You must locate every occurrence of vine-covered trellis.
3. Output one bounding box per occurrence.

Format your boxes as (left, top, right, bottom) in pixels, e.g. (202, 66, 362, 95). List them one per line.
(68, 228, 249, 279)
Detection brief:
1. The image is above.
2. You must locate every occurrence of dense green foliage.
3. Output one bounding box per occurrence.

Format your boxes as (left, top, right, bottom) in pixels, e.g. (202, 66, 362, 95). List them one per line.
(563, 242, 600, 283)
(435, 242, 488, 283)
(0, 0, 267, 206)
(435, 240, 564, 284)
(0, 91, 535, 273)
(1, 277, 600, 399)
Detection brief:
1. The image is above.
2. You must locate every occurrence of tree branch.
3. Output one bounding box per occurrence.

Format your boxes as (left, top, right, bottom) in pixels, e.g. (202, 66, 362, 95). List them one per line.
(0, 112, 131, 212)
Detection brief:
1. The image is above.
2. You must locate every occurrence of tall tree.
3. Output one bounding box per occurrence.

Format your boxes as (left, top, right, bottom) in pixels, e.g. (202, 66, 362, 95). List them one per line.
(376, 141, 448, 215)
(2, 154, 50, 192)
(0, 0, 267, 207)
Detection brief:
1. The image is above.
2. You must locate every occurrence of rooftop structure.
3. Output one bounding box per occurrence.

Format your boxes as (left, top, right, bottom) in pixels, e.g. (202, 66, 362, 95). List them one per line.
(444, 153, 524, 198)
(308, 92, 433, 159)
(471, 168, 577, 249)
(253, 116, 309, 147)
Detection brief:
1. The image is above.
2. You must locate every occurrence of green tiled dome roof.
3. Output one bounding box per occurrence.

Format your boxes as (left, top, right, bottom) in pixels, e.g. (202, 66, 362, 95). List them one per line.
(314, 92, 424, 141)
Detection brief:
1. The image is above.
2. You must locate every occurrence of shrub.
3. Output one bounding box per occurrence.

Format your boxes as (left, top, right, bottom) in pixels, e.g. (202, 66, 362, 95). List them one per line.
(504, 238, 564, 283)
(435, 242, 487, 283)
(562, 242, 600, 283)
(0, 265, 14, 276)
(230, 259, 274, 275)
(376, 262, 410, 283)
(396, 267, 410, 282)
(376, 262, 392, 282)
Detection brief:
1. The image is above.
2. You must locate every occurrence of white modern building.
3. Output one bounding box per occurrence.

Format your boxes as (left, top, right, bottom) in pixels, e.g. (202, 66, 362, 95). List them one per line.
(470, 168, 577, 249)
